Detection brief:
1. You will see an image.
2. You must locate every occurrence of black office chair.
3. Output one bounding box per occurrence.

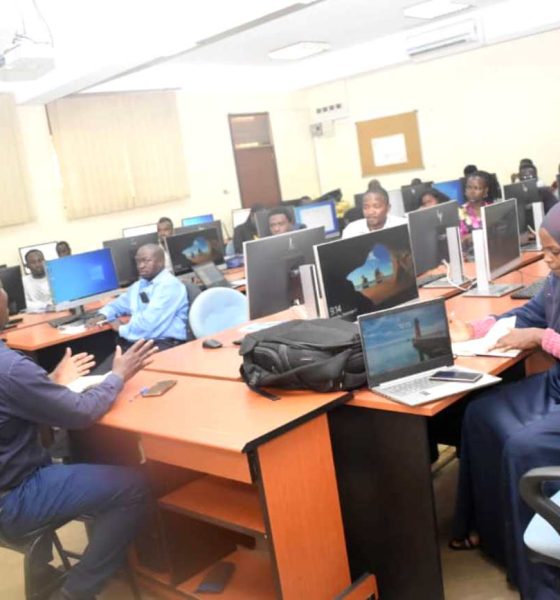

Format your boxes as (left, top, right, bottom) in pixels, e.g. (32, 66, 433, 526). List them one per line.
(0, 518, 142, 600)
(184, 281, 202, 340)
(520, 467, 560, 569)
(0, 521, 71, 600)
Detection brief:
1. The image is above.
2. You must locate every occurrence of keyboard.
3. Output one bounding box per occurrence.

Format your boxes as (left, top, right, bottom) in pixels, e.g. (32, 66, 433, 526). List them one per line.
(510, 278, 546, 300)
(416, 273, 445, 287)
(48, 310, 100, 328)
(381, 375, 443, 397)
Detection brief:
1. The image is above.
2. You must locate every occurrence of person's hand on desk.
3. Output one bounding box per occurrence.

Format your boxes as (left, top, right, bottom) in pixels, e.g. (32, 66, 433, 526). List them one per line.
(49, 347, 96, 385)
(112, 339, 158, 382)
(449, 314, 474, 342)
(490, 328, 545, 352)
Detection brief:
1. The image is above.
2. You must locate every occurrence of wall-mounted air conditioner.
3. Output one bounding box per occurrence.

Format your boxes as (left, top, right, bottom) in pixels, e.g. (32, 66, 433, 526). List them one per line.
(405, 19, 480, 59)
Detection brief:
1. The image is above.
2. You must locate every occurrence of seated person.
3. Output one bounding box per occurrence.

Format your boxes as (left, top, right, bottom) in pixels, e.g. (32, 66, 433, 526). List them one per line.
(157, 216, 175, 272)
(94, 244, 189, 356)
(344, 179, 381, 224)
(0, 284, 156, 600)
(268, 207, 295, 235)
(419, 189, 450, 208)
(233, 205, 261, 254)
(448, 202, 560, 599)
(22, 249, 52, 313)
(342, 185, 406, 238)
(518, 160, 558, 213)
(459, 171, 494, 251)
(55, 241, 71, 258)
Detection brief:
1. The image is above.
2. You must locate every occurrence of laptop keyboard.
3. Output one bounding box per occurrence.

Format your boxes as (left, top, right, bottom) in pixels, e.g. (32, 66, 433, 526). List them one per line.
(510, 278, 546, 300)
(416, 273, 444, 287)
(381, 375, 443, 397)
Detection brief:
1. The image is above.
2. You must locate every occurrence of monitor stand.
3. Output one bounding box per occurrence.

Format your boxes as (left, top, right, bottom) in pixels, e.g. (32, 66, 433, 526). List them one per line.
(463, 230, 522, 297)
(422, 226, 471, 288)
(521, 202, 544, 252)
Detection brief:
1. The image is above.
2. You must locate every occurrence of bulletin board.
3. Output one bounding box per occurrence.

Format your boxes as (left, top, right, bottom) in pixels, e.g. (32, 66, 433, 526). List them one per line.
(356, 111, 423, 176)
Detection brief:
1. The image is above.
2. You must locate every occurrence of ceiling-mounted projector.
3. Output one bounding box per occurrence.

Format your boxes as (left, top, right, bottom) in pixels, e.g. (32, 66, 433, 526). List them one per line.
(0, 39, 54, 81)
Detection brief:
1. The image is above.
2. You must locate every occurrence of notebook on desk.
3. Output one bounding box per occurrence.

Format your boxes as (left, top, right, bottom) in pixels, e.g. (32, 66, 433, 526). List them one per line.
(358, 298, 500, 406)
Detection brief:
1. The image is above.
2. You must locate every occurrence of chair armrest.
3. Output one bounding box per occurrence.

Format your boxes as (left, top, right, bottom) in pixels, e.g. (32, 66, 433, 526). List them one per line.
(520, 467, 560, 537)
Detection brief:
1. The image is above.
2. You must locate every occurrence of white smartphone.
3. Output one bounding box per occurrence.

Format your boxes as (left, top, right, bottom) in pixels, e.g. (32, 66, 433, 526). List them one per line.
(429, 370, 483, 383)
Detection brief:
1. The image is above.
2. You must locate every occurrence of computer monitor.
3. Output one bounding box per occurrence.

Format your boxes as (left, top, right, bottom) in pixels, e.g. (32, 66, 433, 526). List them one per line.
(166, 227, 225, 276)
(103, 232, 158, 287)
(244, 226, 326, 319)
(407, 201, 460, 276)
(46, 248, 119, 312)
(433, 179, 464, 204)
(254, 206, 297, 237)
(181, 214, 214, 228)
(122, 223, 158, 238)
(388, 188, 405, 217)
(294, 200, 339, 237)
(315, 189, 342, 204)
(503, 179, 540, 237)
(314, 224, 418, 321)
(0, 266, 26, 315)
(401, 182, 433, 213)
(19, 241, 58, 275)
(232, 207, 251, 229)
(482, 198, 521, 280)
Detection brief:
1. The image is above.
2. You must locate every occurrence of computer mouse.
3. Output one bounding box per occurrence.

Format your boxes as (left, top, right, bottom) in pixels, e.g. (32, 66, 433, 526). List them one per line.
(202, 338, 223, 349)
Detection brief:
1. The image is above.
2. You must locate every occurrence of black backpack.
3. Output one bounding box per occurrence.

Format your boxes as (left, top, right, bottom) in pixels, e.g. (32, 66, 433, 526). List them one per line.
(239, 318, 366, 399)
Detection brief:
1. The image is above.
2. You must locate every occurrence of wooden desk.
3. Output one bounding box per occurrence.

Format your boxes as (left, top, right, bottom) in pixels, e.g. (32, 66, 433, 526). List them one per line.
(96, 371, 375, 599)
(146, 307, 302, 380)
(3, 321, 112, 352)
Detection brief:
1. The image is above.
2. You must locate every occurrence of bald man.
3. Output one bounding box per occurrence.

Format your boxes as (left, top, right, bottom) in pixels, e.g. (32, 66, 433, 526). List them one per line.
(95, 244, 188, 352)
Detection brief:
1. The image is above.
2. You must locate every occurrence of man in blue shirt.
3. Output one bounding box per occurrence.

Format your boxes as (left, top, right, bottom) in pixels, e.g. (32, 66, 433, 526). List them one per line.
(0, 286, 157, 600)
(97, 244, 188, 351)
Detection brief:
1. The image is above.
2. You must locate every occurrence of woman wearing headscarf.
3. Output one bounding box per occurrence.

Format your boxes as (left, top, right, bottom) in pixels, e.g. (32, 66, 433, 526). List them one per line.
(449, 202, 560, 599)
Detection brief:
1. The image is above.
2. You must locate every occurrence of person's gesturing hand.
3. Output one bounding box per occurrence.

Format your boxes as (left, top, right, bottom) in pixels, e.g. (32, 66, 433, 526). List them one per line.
(50, 348, 96, 385)
(111, 340, 158, 382)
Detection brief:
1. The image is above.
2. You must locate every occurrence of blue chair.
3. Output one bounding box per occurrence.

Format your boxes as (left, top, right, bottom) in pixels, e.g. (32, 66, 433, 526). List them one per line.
(188, 287, 248, 338)
(520, 467, 560, 570)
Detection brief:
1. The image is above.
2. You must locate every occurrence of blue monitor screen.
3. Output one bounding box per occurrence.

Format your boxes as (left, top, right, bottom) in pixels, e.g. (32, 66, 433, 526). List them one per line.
(433, 179, 464, 204)
(46, 248, 119, 307)
(181, 214, 214, 227)
(294, 200, 339, 236)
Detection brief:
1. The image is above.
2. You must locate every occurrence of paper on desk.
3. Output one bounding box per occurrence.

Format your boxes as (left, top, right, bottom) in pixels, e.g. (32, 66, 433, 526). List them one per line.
(57, 324, 87, 334)
(239, 321, 286, 333)
(67, 373, 111, 393)
(452, 317, 521, 358)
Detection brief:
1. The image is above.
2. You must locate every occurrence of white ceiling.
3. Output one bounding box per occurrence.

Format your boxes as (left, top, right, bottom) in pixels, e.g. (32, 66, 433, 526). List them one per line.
(1, 0, 559, 104)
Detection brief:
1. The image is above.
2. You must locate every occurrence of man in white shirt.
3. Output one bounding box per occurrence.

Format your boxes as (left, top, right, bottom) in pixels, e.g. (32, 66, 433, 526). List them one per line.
(157, 216, 175, 273)
(342, 187, 406, 239)
(22, 249, 52, 312)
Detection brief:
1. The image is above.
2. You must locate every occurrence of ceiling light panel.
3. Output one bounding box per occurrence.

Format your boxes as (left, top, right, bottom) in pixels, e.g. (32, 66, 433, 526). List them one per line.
(404, 0, 472, 20)
(269, 41, 330, 60)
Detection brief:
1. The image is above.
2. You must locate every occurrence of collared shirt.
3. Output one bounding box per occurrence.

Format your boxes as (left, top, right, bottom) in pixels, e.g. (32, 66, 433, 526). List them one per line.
(99, 269, 188, 342)
(342, 214, 407, 239)
(22, 275, 52, 313)
(0, 341, 123, 491)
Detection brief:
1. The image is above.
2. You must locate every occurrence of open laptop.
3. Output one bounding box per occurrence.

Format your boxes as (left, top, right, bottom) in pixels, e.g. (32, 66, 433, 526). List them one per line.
(358, 298, 500, 406)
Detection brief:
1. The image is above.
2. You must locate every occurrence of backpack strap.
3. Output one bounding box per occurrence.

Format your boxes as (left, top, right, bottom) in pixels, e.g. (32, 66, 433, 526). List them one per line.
(239, 365, 280, 401)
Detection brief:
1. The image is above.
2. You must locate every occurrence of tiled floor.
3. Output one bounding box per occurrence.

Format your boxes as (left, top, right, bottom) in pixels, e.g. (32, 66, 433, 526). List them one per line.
(0, 458, 521, 599)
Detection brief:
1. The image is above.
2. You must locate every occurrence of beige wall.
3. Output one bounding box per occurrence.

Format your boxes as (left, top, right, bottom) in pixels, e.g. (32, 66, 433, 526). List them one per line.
(0, 90, 319, 266)
(305, 28, 560, 200)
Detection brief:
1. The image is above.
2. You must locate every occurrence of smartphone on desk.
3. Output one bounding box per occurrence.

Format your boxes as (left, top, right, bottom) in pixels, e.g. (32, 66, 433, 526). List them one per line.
(141, 380, 177, 397)
(429, 370, 483, 383)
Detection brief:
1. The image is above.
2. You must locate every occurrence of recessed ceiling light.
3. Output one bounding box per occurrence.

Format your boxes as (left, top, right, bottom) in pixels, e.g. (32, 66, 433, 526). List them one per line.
(404, 0, 471, 20)
(268, 41, 330, 61)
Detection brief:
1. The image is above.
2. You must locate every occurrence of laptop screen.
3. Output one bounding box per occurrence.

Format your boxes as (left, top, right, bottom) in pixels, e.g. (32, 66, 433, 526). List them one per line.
(359, 298, 453, 386)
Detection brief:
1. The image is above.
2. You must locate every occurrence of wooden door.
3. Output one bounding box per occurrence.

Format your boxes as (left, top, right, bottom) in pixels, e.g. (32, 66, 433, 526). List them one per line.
(229, 113, 282, 209)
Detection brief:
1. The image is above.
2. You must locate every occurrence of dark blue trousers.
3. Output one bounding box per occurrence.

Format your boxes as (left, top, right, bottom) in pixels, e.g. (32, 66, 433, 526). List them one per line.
(0, 463, 149, 599)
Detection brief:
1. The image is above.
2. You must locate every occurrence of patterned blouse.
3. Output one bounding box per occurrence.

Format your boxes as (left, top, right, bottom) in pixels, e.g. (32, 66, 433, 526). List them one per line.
(459, 201, 490, 238)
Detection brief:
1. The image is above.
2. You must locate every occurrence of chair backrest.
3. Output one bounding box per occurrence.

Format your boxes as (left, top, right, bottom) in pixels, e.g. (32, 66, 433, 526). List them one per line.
(184, 282, 202, 341)
(225, 240, 235, 256)
(188, 287, 248, 338)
